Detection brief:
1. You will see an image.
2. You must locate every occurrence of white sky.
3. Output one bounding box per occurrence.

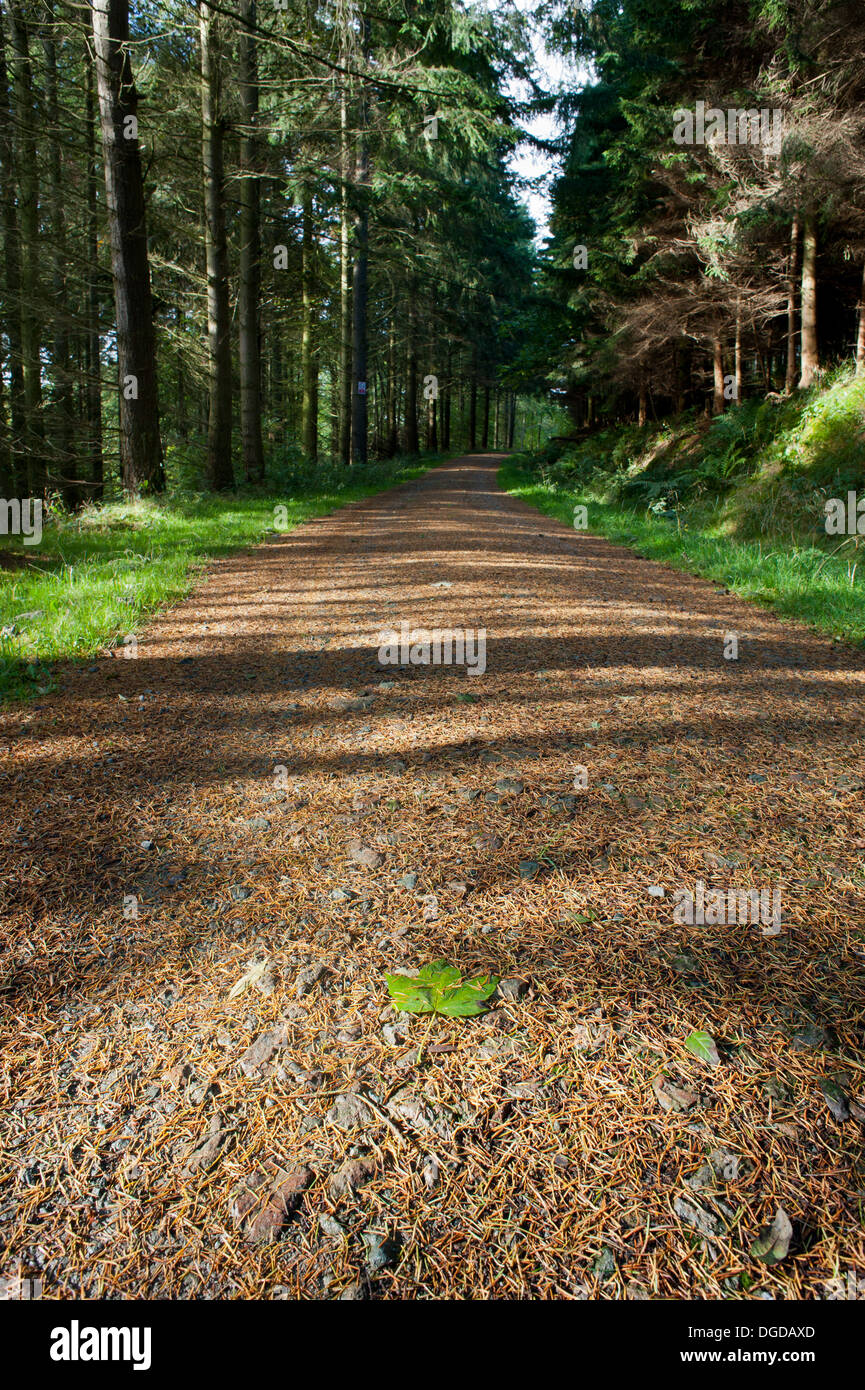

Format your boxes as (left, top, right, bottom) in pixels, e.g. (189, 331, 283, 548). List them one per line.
(491, 0, 580, 244)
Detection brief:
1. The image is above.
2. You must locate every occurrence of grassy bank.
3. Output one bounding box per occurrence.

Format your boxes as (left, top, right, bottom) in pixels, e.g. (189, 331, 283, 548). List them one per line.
(500, 368, 865, 646)
(0, 453, 444, 704)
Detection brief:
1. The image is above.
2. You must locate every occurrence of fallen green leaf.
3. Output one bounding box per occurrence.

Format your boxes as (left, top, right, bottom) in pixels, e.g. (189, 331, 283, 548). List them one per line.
(591, 1247, 617, 1282)
(383, 976, 435, 1013)
(751, 1207, 793, 1265)
(685, 1030, 721, 1067)
(819, 1076, 850, 1121)
(385, 959, 499, 1017)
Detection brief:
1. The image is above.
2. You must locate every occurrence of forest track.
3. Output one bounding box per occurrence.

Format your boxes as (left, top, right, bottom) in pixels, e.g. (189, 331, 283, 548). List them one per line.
(2, 453, 864, 1300)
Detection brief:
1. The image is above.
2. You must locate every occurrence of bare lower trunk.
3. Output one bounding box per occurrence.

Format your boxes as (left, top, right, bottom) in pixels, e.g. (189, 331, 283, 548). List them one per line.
(92, 0, 164, 494)
(404, 290, 418, 454)
(468, 350, 477, 449)
(238, 0, 263, 482)
(350, 18, 370, 466)
(350, 219, 368, 464)
(798, 213, 819, 389)
(386, 318, 397, 456)
(10, 0, 45, 492)
(43, 5, 75, 503)
(269, 327, 282, 446)
(755, 315, 770, 391)
(0, 0, 26, 491)
(785, 213, 800, 392)
(338, 88, 352, 463)
(674, 343, 689, 414)
(856, 260, 865, 378)
(85, 55, 103, 499)
(301, 189, 318, 460)
(712, 334, 725, 415)
(200, 1, 233, 487)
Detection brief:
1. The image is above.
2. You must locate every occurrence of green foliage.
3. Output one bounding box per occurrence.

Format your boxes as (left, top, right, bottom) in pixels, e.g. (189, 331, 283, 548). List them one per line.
(0, 0, 538, 502)
(535, 0, 865, 426)
(514, 369, 865, 538)
(684, 1030, 721, 1067)
(499, 370, 865, 646)
(385, 960, 499, 1017)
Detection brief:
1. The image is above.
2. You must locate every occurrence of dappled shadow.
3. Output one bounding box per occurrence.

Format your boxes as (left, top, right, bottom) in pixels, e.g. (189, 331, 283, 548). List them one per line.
(2, 453, 864, 1018)
(3, 452, 865, 1306)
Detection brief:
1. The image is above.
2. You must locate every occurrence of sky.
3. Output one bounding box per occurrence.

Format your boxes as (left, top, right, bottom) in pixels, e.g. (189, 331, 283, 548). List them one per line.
(494, 0, 580, 244)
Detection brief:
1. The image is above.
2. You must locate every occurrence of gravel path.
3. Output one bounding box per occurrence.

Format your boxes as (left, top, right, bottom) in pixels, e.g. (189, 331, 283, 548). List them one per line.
(2, 453, 864, 1300)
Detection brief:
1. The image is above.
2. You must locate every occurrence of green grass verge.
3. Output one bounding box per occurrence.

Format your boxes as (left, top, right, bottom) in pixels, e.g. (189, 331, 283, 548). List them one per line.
(0, 454, 444, 704)
(499, 460, 865, 647)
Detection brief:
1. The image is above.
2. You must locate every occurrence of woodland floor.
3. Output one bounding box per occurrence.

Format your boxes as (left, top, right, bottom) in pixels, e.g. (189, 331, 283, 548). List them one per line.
(2, 453, 865, 1301)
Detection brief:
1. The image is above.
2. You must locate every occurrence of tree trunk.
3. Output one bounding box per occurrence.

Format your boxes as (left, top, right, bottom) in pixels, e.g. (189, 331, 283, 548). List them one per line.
(373, 369, 384, 451)
(0, 0, 25, 492)
(200, 0, 233, 487)
(712, 333, 725, 414)
(674, 342, 689, 414)
(386, 317, 398, 456)
(734, 298, 743, 404)
(755, 314, 770, 391)
(338, 87, 352, 463)
(43, 5, 75, 503)
(442, 343, 451, 450)
(405, 292, 418, 453)
(9, 0, 45, 492)
(481, 384, 490, 448)
(92, 0, 164, 494)
(328, 362, 338, 455)
(85, 53, 103, 499)
(798, 212, 819, 388)
(638, 372, 647, 426)
(468, 351, 477, 449)
(350, 18, 370, 466)
(785, 213, 800, 393)
(301, 188, 318, 460)
(350, 176, 368, 464)
(270, 325, 282, 447)
(238, 0, 263, 482)
(855, 260, 865, 378)
(175, 303, 188, 438)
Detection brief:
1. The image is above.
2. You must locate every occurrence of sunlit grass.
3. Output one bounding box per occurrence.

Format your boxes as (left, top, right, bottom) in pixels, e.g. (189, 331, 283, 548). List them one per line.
(500, 463, 865, 647)
(0, 458, 440, 703)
